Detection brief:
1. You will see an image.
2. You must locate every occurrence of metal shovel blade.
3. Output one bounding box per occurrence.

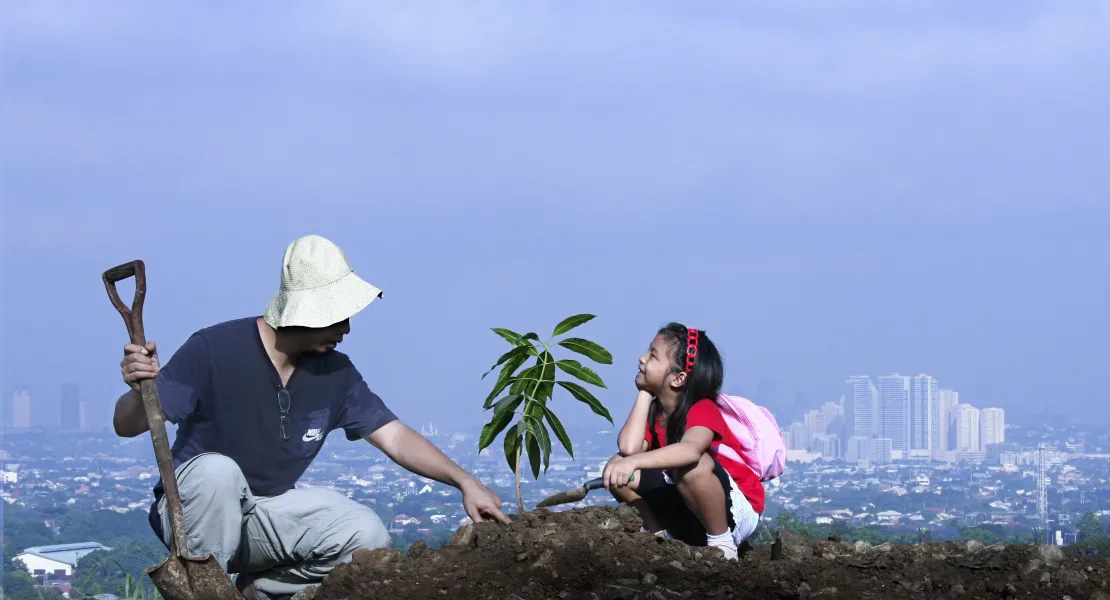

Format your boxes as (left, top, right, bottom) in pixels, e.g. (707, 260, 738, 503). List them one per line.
(104, 260, 243, 600)
(536, 477, 606, 508)
(146, 554, 245, 600)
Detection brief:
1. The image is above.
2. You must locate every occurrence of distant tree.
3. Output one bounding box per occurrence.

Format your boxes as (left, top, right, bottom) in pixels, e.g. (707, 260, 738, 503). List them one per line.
(1078, 511, 1105, 542)
(477, 314, 614, 513)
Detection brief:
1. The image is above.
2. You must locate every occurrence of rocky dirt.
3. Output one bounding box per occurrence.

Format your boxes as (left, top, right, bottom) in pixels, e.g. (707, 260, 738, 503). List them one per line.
(305, 506, 1110, 600)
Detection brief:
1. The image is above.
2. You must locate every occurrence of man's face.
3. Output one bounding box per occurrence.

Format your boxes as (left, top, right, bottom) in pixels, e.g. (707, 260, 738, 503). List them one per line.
(296, 319, 351, 354)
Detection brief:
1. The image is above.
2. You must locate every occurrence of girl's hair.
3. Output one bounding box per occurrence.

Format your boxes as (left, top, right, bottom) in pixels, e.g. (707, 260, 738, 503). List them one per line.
(648, 322, 724, 447)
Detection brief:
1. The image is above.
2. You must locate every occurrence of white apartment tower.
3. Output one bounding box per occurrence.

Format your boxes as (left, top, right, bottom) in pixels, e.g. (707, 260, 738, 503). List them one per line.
(955, 404, 981, 452)
(981, 408, 1005, 447)
(910, 374, 938, 451)
(804, 409, 827, 442)
(937, 389, 959, 451)
(847, 376, 878, 438)
(878, 375, 911, 453)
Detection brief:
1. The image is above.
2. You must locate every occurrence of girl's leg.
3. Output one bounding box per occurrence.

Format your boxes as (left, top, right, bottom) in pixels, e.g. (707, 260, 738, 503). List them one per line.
(671, 453, 730, 537)
(609, 469, 665, 533)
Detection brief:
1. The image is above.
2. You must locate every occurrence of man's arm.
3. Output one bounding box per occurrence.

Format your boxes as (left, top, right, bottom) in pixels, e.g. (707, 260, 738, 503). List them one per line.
(365, 421, 511, 524)
(364, 420, 472, 488)
(113, 389, 163, 438)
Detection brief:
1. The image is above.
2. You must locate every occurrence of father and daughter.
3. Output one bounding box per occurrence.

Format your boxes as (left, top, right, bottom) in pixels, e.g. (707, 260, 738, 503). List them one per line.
(603, 323, 766, 561)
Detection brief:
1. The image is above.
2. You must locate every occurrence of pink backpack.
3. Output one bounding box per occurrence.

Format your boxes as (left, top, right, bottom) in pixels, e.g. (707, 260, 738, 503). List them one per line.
(712, 393, 787, 481)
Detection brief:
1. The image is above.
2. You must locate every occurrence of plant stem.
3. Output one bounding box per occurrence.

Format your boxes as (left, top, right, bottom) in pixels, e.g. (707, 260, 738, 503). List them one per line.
(516, 348, 551, 515)
(515, 441, 523, 515)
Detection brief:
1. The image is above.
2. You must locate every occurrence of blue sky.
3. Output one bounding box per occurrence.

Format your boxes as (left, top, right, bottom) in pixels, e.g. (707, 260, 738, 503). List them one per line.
(2, 2, 1108, 431)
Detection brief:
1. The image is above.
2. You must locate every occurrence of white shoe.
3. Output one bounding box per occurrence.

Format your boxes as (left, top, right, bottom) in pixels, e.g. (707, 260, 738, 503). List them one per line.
(711, 543, 738, 561)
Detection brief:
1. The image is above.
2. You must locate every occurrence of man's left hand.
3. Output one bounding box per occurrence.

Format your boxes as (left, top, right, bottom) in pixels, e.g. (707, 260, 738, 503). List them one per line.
(460, 477, 511, 525)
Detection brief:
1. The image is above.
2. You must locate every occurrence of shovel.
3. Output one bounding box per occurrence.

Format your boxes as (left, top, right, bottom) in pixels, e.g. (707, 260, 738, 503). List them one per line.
(103, 260, 243, 600)
(536, 474, 635, 508)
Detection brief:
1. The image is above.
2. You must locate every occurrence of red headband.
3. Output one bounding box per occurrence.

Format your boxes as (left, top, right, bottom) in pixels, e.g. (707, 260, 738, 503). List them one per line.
(685, 328, 700, 374)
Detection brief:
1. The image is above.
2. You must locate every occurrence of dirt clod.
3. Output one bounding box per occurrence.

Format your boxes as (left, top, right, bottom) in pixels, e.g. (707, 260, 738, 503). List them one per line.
(311, 507, 1110, 600)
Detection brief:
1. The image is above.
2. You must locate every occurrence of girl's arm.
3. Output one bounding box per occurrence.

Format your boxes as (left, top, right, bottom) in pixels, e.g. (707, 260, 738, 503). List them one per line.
(627, 426, 714, 470)
(616, 390, 653, 456)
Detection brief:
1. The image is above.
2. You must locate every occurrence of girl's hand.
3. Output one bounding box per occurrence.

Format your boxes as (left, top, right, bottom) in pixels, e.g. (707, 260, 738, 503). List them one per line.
(603, 454, 638, 490)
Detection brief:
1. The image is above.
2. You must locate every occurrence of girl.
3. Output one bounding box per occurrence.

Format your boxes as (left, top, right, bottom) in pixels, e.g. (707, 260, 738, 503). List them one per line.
(603, 323, 764, 560)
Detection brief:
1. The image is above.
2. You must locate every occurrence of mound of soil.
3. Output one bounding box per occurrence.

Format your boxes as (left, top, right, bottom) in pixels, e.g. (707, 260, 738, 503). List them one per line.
(310, 506, 1110, 600)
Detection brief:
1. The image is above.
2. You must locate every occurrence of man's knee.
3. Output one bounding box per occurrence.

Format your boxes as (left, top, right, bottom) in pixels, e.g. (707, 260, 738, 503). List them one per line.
(179, 453, 246, 499)
(348, 508, 391, 551)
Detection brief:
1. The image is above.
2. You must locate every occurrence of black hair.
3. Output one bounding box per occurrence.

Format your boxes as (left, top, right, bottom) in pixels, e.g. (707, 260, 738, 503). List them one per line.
(647, 322, 724, 448)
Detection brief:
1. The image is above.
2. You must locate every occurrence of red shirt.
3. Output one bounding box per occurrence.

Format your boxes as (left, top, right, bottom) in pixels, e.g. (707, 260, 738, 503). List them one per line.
(644, 398, 766, 514)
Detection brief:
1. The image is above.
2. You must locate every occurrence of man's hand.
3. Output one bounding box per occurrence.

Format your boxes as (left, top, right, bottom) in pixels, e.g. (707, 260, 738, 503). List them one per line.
(603, 454, 638, 491)
(121, 341, 159, 392)
(459, 477, 511, 525)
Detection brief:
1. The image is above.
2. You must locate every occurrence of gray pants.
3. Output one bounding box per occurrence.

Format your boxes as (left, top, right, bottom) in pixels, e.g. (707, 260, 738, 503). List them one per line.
(156, 452, 390, 599)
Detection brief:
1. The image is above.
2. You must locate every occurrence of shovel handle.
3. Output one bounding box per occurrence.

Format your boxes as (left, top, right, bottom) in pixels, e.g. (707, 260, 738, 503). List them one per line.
(103, 260, 148, 345)
(102, 260, 189, 558)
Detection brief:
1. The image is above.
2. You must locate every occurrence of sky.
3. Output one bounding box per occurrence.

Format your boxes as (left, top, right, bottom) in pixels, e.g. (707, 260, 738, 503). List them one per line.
(2, 2, 1108, 434)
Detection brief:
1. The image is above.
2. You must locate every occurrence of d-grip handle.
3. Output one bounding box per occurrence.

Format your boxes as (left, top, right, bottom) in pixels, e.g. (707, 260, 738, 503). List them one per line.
(102, 260, 147, 346)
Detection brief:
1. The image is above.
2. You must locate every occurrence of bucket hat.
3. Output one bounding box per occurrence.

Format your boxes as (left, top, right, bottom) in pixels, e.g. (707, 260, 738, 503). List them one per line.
(262, 235, 382, 328)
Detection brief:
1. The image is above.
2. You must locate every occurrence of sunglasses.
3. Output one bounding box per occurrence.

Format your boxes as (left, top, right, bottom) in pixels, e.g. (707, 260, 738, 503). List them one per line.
(277, 388, 291, 440)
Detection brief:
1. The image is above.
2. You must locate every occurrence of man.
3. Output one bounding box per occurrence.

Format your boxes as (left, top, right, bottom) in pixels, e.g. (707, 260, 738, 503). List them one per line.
(115, 234, 509, 600)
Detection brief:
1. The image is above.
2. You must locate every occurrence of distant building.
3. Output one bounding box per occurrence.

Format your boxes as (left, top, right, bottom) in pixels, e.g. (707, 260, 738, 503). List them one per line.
(878, 375, 911, 454)
(910, 374, 938, 451)
(846, 376, 878, 438)
(955, 404, 981, 452)
(981, 408, 1005, 447)
(937, 389, 959, 451)
(804, 410, 826, 441)
(14, 542, 111, 578)
(11, 387, 31, 429)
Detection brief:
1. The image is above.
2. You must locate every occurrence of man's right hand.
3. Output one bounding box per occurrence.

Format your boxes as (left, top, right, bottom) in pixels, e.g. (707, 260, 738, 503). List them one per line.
(121, 341, 159, 392)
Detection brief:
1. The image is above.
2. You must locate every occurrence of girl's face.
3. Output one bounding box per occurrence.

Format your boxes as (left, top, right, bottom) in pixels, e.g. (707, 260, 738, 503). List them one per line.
(636, 333, 683, 394)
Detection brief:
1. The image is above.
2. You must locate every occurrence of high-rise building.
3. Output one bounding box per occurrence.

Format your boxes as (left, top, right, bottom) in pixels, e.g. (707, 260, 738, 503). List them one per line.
(78, 400, 89, 430)
(981, 408, 1005, 446)
(955, 404, 981, 452)
(11, 388, 31, 429)
(846, 376, 878, 438)
(786, 422, 808, 451)
(804, 409, 827, 442)
(938, 389, 959, 451)
(878, 375, 911, 453)
(910, 374, 938, 451)
(821, 402, 842, 430)
(61, 383, 81, 430)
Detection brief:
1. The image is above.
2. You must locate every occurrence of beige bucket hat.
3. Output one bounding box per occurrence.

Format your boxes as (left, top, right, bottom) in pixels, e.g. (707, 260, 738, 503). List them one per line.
(262, 235, 382, 329)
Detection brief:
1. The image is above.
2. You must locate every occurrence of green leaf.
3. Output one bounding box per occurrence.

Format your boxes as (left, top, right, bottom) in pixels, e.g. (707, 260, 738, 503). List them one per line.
(520, 332, 540, 344)
(555, 359, 606, 388)
(541, 404, 574, 459)
(527, 415, 552, 472)
(484, 352, 531, 406)
(525, 432, 542, 480)
(482, 345, 532, 380)
(503, 422, 521, 474)
(552, 314, 595, 337)
(534, 351, 557, 405)
(492, 327, 524, 345)
(479, 395, 523, 450)
(557, 337, 613, 365)
(557, 380, 614, 423)
(510, 363, 542, 395)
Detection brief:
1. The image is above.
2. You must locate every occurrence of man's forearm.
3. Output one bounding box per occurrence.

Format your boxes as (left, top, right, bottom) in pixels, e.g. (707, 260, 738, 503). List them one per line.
(368, 421, 475, 489)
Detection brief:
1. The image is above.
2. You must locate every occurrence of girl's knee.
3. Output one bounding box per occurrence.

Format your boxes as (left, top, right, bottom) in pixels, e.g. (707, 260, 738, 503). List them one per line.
(674, 453, 715, 482)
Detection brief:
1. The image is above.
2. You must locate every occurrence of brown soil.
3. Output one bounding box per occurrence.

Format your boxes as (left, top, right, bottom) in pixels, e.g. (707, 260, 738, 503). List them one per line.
(310, 506, 1110, 600)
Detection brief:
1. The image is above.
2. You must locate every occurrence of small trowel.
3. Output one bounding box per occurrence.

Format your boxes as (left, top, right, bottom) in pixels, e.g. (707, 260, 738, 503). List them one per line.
(535, 473, 636, 508)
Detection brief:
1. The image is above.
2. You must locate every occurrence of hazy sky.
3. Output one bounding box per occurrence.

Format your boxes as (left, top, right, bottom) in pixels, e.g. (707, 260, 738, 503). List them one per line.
(2, 2, 1108, 433)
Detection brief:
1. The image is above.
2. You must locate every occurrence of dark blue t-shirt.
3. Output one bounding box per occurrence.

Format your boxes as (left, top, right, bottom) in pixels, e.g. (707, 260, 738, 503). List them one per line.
(147, 316, 397, 537)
